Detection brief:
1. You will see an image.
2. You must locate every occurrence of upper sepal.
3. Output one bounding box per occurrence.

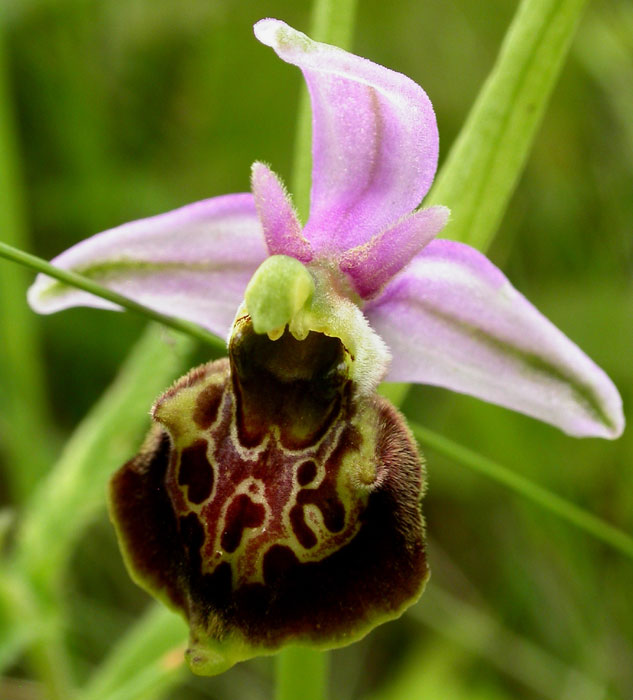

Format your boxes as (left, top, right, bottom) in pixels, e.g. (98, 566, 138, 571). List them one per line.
(254, 19, 439, 255)
(366, 240, 624, 438)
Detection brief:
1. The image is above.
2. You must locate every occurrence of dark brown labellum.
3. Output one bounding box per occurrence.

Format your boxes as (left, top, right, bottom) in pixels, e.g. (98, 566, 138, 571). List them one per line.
(109, 317, 428, 674)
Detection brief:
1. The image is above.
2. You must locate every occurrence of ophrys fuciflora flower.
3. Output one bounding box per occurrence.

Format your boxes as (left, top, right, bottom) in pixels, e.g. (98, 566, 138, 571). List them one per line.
(28, 19, 624, 675)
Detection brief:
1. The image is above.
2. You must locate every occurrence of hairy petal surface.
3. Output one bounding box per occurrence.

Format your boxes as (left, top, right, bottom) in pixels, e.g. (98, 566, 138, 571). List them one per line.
(110, 322, 428, 674)
(339, 205, 449, 299)
(28, 195, 267, 339)
(254, 19, 439, 254)
(365, 240, 624, 438)
(251, 162, 313, 262)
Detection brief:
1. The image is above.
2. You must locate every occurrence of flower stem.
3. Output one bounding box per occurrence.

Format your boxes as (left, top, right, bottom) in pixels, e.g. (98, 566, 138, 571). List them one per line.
(291, 0, 359, 221)
(275, 647, 329, 700)
(0, 241, 226, 352)
(426, 0, 589, 251)
(410, 422, 633, 560)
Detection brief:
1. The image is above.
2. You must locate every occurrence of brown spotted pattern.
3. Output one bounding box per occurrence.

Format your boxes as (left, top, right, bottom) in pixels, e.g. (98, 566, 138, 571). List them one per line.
(109, 317, 428, 671)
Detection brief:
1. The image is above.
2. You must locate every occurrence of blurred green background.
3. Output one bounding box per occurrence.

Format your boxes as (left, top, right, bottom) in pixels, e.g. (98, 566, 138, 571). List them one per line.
(0, 0, 632, 698)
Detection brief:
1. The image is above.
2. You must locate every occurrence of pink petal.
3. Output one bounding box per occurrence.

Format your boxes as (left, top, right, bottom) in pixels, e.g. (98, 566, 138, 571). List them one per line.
(365, 240, 624, 438)
(339, 206, 449, 299)
(251, 162, 313, 262)
(254, 19, 439, 255)
(28, 194, 267, 339)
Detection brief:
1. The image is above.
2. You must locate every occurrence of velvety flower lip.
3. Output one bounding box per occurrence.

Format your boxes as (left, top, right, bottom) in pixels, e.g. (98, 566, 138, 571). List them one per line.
(27, 19, 624, 439)
(110, 327, 428, 673)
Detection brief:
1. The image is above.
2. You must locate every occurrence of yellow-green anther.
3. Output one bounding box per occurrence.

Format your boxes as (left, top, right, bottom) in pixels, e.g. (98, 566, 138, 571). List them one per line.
(244, 255, 315, 337)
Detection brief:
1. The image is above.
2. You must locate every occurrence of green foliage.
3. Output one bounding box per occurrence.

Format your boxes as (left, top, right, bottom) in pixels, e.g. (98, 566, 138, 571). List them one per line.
(78, 606, 188, 700)
(426, 0, 590, 252)
(0, 24, 53, 500)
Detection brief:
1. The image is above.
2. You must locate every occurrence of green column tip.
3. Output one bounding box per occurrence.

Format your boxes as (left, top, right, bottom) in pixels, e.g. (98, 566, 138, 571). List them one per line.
(244, 255, 315, 338)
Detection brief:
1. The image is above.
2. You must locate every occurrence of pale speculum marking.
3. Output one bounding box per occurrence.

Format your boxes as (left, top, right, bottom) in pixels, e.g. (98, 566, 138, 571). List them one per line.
(151, 323, 412, 626)
(166, 375, 364, 589)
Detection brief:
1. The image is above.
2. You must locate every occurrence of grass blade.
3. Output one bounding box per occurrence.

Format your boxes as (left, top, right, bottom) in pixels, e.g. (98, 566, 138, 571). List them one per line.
(427, 0, 589, 251)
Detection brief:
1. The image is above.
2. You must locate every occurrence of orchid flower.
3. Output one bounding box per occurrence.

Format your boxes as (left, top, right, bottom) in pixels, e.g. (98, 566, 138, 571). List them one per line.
(28, 19, 623, 675)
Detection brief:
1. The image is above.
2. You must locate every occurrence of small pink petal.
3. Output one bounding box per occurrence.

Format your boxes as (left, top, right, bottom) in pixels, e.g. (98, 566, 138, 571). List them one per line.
(365, 240, 624, 438)
(339, 206, 449, 299)
(254, 19, 439, 255)
(251, 162, 313, 262)
(28, 194, 267, 339)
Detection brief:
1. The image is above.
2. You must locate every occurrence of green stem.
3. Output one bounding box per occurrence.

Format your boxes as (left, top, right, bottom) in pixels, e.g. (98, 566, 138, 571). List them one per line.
(0, 25, 74, 700)
(410, 422, 633, 560)
(426, 0, 589, 251)
(275, 647, 329, 700)
(0, 20, 54, 501)
(290, 0, 359, 221)
(0, 241, 225, 352)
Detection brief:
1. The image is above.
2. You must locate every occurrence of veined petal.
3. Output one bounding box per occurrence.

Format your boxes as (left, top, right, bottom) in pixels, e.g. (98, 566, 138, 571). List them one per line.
(339, 206, 449, 299)
(28, 194, 267, 339)
(251, 162, 313, 262)
(365, 240, 624, 438)
(254, 19, 439, 254)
